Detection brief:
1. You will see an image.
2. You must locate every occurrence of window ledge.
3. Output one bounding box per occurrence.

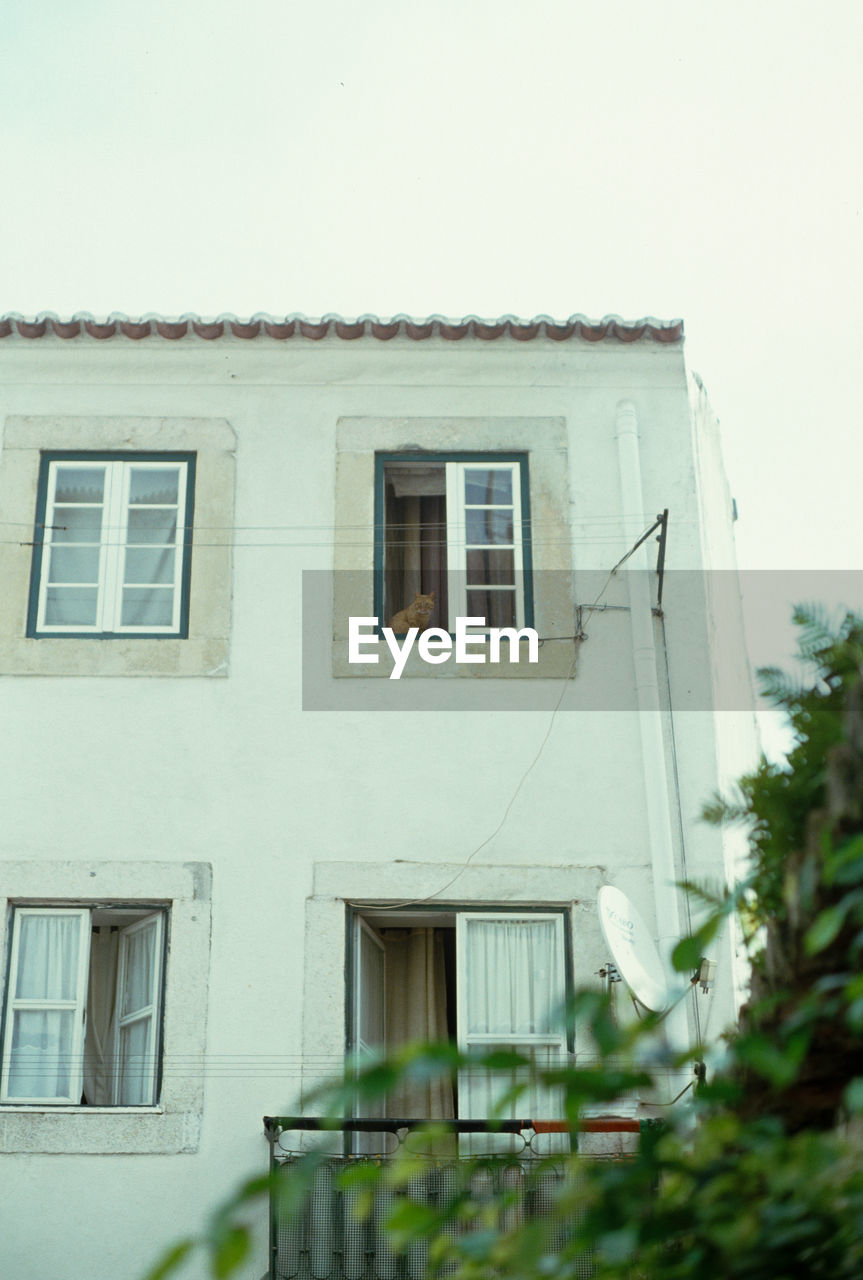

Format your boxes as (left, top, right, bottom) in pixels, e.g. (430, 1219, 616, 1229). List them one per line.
(0, 1106, 200, 1153)
(0, 1105, 164, 1115)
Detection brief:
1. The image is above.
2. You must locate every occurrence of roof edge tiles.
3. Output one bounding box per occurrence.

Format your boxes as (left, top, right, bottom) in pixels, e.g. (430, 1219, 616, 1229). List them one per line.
(0, 311, 684, 344)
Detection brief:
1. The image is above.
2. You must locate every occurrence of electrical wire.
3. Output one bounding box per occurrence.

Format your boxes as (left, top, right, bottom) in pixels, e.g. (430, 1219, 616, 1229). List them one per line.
(0, 511, 680, 529)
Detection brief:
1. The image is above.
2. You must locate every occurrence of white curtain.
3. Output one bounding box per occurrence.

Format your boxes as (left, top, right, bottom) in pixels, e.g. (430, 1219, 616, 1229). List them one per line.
(120, 921, 155, 1015)
(464, 919, 559, 1037)
(122, 465, 181, 628)
(83, 928, 119, 1106)
(8, 1011, 74, 1100)
(460, 917, 566, 1153)
(8, 914, 82, 1100)
(384, 928, 454, 1120)
(14, 914, 79, 1000)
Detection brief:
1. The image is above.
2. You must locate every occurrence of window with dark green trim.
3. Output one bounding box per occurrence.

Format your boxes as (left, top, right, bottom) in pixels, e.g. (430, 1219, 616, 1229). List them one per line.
(374, 453, 533, 632)
(27, 453, 195, 638)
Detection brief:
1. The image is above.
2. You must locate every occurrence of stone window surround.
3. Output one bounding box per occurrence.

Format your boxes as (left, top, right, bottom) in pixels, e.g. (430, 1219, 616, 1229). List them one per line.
(331, 417, 575, 679)
(298, 859, 605, 1112)
(0, 416, 235, 676)
(0, 860, 212, 1154)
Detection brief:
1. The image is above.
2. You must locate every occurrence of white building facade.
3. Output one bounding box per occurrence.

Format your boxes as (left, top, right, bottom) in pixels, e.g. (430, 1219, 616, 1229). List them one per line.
(0, 312, 756, 1279)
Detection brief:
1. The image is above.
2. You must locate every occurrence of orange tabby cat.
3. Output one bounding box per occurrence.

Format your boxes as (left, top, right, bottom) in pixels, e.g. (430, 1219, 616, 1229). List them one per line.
(388, 591, 435, 633)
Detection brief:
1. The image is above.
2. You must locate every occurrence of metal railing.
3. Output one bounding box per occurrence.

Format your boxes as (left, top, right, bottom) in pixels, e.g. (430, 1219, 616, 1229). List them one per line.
(264, 1117, 650, 1280)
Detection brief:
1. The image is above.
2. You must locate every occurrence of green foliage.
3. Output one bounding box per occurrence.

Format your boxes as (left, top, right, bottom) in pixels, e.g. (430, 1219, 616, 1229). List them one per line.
(142, 608, 863, 1280)
(141, 1240, 194, 1280)
(702, 608, 863, 1130)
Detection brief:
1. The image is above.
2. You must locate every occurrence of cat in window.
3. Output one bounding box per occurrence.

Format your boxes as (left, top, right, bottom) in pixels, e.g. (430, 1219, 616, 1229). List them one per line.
(388, 592, 435, 633)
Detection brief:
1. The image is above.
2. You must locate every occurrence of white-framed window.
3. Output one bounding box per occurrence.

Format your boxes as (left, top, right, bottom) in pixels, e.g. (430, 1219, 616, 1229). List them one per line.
(456, 912, 568, 1132)
(351, 909, 568, 1145)
(1, 905, 166, 1106)
(376, 455, 532, 632)
(28, 453, 194, 636)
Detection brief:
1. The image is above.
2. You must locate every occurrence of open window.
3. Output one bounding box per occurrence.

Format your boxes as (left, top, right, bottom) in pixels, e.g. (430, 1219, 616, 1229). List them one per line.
(28, 453, 195, 637)
(1, 905, 166, 1106)
(350, 909, 568, 1146)
(375, 455, 532, 632)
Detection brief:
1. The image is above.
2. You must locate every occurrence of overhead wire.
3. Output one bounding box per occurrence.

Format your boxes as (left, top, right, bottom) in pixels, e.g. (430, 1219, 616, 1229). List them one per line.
(348, 520, 661, 912)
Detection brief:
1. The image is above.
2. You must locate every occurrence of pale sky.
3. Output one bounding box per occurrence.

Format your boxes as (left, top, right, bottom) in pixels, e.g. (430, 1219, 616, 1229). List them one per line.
(2, 0, 861, 743)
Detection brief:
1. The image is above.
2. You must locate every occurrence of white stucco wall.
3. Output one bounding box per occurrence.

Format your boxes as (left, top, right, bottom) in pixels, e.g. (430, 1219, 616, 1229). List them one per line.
(0, 329, 756, 1280)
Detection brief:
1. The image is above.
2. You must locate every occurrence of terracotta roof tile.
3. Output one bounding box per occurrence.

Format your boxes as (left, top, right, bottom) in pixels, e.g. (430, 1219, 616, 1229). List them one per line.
(0, 311, 684, 344)
(154, 319, 188, 340)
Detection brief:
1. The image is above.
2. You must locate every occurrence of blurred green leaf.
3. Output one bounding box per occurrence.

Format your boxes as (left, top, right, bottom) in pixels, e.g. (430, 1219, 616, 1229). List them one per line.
(141, 1240, 193, 1280)
(805, 904, 848, 955)
(672, 934, 704, 971)
(211, 1227, 248, 1279)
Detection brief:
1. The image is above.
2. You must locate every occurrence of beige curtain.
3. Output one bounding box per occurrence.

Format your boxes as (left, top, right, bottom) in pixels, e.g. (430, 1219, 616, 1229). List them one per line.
(384, 483, 448, 626)
(82, 928, 119, 1105)
(383, 928, 454, 1120)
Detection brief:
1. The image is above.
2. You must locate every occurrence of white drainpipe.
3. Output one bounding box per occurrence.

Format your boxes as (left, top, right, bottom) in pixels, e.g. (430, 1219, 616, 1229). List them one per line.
(615, 400, 690, 1058)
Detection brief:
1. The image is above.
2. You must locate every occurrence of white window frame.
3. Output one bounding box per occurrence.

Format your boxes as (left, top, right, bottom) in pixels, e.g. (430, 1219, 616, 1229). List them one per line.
(1, 905, 166, 1107)
(113, 912, 165, 1106)
(351, 918, 387, 1152)
(32, 456, 192, 636)
(455, 911, 567, 1054)
(445, 461, 526, 631)
(353, 917, 386, 1062)
(378, 454, 530, 635)
(455, 912, 568, 1144)
(0, 908, 91, 1105)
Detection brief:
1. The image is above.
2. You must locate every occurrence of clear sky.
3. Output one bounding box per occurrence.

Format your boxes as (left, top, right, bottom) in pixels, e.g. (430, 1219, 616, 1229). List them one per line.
(2, 0, 861, 746)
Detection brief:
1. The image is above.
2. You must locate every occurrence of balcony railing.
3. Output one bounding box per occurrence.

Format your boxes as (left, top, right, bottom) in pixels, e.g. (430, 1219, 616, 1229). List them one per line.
(264, 1117, 651, 1280)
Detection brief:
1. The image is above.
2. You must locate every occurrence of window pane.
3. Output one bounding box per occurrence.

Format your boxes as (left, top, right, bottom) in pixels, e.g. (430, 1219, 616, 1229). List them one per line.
(126, 509, 178, 544)
(8, 1010, 75, 1099)
(122, 926, 156, 1016)
(128, 468, 180, 505)
(466, 590, 516, 628)
(121, 588, 175, 627)
(47, 545, 100, 584)
(465, 509, 513, 545)
(357, 927, 385, 1051)
(465, 549, 515, 586)
(464, 469, 513, 505)
(123, 547, 176, 585)
(54, 468, 106, 503)
(464, 919, 561, 1036)
(15, 914, 82, 999)
(44, 587, 99, 625)
(118, 1019, 152, 1105)
(51, 507, 103, 543)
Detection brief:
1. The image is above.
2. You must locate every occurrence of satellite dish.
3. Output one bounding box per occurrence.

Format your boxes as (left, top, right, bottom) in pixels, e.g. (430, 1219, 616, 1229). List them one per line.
(597, 885, 669, 1012)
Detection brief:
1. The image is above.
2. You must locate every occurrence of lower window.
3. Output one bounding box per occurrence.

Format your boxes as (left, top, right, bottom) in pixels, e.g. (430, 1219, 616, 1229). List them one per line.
(350, 908, 569, 1144)
(1, 905, 167, 1106)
